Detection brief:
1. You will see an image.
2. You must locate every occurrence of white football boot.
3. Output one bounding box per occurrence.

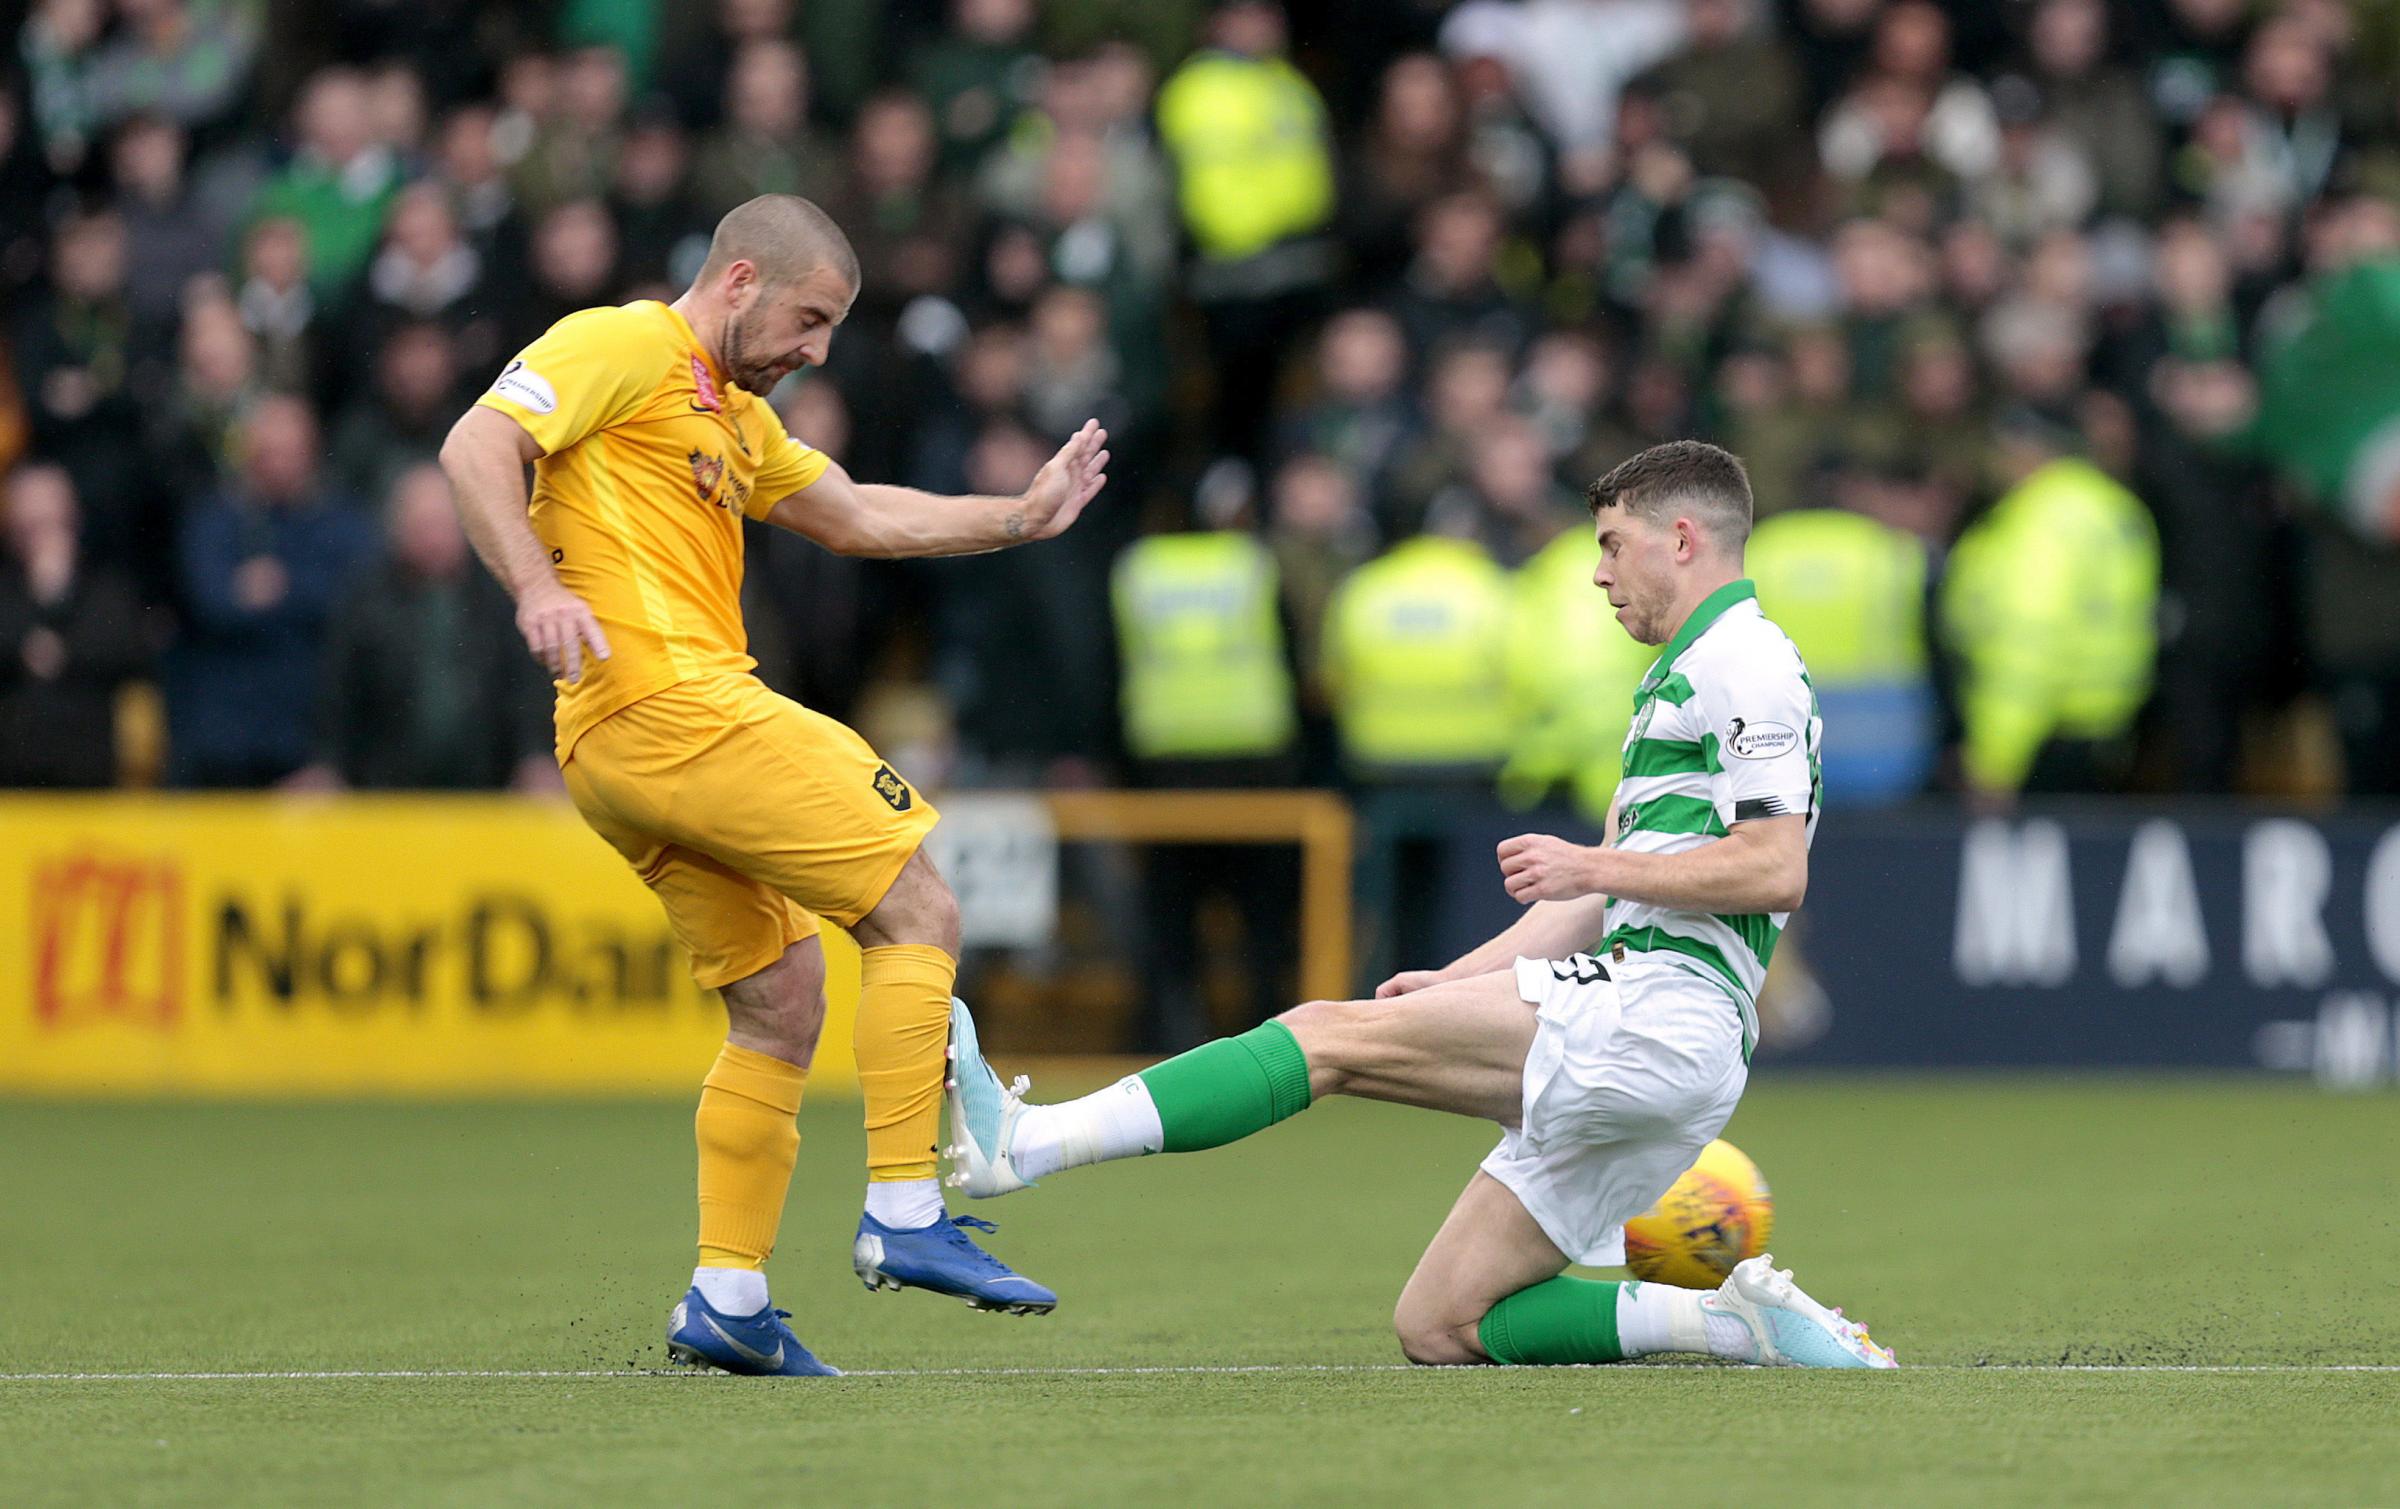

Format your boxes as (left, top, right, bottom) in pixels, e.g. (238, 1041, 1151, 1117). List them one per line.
(941, 996, 1036, 1199)
(1703, 1254, 1899, 1369)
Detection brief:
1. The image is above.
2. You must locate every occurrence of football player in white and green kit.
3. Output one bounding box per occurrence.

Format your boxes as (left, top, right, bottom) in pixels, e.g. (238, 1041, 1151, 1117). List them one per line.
(948, 441, 1896, 1370)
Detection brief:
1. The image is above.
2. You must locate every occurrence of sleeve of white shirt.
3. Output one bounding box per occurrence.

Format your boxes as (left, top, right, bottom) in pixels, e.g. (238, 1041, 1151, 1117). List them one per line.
(1699, 649, 1817, 828)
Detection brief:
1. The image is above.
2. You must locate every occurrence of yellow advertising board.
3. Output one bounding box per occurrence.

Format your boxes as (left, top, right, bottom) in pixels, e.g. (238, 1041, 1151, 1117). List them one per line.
(0, 796, 861, 1096)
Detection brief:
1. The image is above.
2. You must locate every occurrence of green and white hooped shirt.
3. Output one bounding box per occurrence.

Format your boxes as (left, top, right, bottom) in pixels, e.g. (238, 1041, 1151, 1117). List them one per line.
(1604, 580, 1822, 1058)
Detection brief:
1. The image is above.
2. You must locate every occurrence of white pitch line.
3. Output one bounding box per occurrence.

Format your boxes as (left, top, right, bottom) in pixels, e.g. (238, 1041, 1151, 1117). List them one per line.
(2, 1364, 2398, 1382)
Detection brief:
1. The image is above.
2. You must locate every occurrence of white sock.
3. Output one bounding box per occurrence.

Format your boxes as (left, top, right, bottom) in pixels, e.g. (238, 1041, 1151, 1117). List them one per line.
(1615, 1280, 1752, 1359)
(691, 1266, 769, 1317)
(864, 1177, 946, 1230)
(1011, 1076, 1166, 1183)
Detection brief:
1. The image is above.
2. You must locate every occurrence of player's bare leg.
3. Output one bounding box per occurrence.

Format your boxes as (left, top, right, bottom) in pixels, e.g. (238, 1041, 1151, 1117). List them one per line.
(1394, 1170, 1894, 1369)
(721, 935, 829, 1065)
(947, 973, 1538, 1196)
(847, 847, 1055, 1313)
(1391, 1173, 1570, 1364)
(1277, 974, 1537, 1123)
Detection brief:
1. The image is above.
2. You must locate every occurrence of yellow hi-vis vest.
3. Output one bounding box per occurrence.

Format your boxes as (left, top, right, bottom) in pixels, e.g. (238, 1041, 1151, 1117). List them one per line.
(1747, 510, 1929, 684)
(1323, 536, 1513, 772)
(1939, 458, 2160, 792)
(1111, 531, 1297, 760)
(1154, 51, 1334, 261)
(1500, 526, 1655, 820)
(1750, 508, 1935, 804)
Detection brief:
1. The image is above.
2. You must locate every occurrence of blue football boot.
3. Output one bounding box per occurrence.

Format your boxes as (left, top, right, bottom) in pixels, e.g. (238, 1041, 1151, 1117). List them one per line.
(851, 1211, 1057, 1316)
(665, 1288, 841, 1376)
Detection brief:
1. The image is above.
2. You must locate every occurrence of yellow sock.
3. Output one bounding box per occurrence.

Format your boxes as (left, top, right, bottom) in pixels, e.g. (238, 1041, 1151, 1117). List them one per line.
(695, 1042, 807, 1269)
(856, 943, 957, 1183)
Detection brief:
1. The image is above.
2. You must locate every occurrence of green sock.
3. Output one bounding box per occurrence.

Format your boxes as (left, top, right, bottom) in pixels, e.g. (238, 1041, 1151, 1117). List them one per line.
(1136, 1021, 1315, 1152)
(1477, 1277, 1628, 1365)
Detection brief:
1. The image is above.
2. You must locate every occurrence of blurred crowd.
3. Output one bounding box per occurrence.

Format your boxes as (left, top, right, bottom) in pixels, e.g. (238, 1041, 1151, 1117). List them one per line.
(7, 0, 2400, 804)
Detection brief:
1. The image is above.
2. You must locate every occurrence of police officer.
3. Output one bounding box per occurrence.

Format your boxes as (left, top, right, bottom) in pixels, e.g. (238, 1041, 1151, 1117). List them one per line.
(1156, 1, 1337, 461)
(1499, 523, 1655, 824)
(1748, 505, 1935, 804)
(1940, 410, 2160, 795)
(1110, 463, 1302, 1046)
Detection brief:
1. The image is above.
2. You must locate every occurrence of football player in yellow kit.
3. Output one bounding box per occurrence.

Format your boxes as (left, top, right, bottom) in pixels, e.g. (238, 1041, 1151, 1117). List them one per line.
(439, 194, 1107, 1375)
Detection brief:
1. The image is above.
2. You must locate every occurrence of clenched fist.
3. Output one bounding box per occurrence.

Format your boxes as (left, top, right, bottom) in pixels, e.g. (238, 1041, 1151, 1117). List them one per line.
(1497, 833, 1603, 905)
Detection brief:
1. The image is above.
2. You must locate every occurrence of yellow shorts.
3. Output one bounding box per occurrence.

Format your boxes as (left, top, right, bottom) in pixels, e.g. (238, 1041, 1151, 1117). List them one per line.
(562, 672, 939, 988)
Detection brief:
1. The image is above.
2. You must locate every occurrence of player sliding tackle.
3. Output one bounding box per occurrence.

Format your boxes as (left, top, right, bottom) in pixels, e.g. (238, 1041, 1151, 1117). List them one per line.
(950, 441, 1895, 1370)
(444, 195, 1107, 1377)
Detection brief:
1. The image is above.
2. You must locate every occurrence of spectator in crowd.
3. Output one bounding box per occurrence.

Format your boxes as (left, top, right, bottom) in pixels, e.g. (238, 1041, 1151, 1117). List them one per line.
(298, 464, 553, 792)
(1385, 188, 1534, 366)
(1437, 0, 1688, 183)
(979, 45, 1175, 276)
(148, 286, 258, 520)
(19, 0, 260, 169)
(1278, 306, 1416, 503)
(609, 107, 705, 292)
(1628, 0, 1803, 186)
(822, 90, 974, 331)
(656, 0, 799, 133)
(250, 68, 403, 304)
(108, 116, 225, 337)
(513, 44, 628, 213)
(911, 0, 1046, 175)
(327, 321, 460, 507)
(365, 184, 484, 335)
(692, 38, 832, 216)
(925, 420, 1098, 779)
(1940, 411, 2160, 798)
(2023, 0, 2161, 221)
(1156, 0, 1336, 462)
(0, 463, 151, 788)
(513, 198, 620, 348)
(744, 375, 866, 718)
(167, 395, 372, 787)
(1110, 467, 1301, 1046)
(233, 216, 320, 395)
(1428, 412, 1580, 568)
(12, 209, 143, 533)
(1341, 53, 1476, 291)
(430, 103, 523, 257)
(0, 0, 2393, 815)
(1266, 450, 1374, 774)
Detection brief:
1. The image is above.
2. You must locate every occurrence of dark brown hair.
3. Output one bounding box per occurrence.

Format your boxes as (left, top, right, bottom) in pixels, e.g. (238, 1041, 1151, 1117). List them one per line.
(1585, 439, 1753, 550)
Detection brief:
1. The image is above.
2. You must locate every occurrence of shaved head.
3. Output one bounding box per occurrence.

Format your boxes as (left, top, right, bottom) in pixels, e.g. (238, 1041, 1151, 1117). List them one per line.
(682, 194, 860, 393)
(699, 194, 859, 291)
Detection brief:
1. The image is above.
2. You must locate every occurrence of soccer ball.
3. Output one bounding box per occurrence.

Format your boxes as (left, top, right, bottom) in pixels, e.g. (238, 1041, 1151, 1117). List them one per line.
(1623, 1139, 1775, 1289)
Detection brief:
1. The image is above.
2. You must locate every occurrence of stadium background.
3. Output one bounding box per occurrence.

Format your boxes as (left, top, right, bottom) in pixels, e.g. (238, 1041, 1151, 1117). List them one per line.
(6, 3, 2400, 1502)
(6, 0, 2399, 1084)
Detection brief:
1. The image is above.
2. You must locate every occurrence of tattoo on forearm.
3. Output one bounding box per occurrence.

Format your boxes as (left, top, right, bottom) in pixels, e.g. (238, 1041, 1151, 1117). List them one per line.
(1004, 510, 1026, 541)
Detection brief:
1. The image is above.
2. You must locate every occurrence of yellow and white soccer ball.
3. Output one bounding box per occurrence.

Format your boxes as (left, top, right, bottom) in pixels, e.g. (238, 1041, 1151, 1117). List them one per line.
(1623, 1139, 1775, 1289)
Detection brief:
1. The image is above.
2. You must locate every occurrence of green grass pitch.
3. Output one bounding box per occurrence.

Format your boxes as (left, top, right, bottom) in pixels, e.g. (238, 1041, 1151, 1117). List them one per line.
(4, 1076, 2396, 1505)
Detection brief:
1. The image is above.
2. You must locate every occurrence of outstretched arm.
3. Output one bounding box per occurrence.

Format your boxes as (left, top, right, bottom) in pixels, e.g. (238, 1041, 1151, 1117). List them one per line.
(1496, 816, 1809, 915)
(438, 405, 612, 683)
(765, 419, 1109, 558)
(1374, 794, 1625, 997)
(1374, 892, 1616, 997)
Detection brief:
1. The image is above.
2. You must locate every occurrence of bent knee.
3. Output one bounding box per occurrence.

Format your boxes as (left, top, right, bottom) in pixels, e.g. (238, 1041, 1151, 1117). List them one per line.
(1275, 998, 1375, 1094)
(860, 867, 961, 953)
(1393, 1302, 1487, 1367)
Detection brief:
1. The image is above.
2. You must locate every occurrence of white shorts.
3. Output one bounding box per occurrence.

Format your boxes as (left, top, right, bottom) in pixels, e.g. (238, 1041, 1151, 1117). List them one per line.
(1479, 953, 1749, 1267)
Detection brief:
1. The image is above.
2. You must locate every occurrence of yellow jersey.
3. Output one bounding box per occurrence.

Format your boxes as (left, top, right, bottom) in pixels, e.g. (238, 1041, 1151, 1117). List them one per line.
(474, 300, 830, 757)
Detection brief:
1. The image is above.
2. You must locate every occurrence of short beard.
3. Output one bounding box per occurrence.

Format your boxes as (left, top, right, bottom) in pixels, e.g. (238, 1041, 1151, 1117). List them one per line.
(723, 307, 776, 393)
